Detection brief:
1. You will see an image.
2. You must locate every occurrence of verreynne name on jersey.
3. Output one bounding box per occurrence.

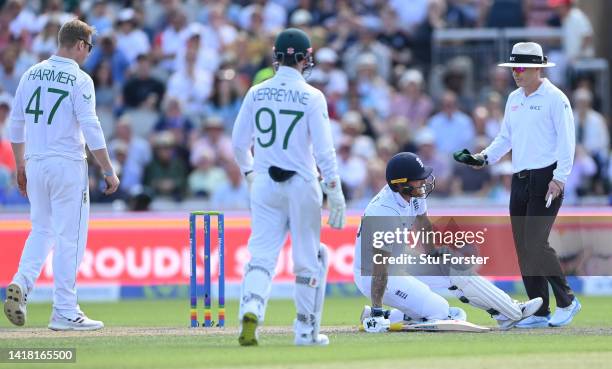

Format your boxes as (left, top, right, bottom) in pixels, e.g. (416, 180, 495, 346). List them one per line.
(253, 87, 310, 105)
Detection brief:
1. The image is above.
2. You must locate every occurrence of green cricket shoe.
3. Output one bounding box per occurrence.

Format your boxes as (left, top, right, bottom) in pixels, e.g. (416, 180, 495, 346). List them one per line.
(238, 312, 259, 346)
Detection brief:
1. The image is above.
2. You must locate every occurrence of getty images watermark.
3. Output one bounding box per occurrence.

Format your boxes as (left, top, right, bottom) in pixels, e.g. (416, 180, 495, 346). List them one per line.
(360, 216, 491, 276)
(361, 215, 612, 277)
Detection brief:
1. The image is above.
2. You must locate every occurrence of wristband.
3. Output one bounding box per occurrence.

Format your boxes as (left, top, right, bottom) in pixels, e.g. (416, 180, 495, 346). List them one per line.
(371, 307, 384, 317)
(102, 170, 114, 177)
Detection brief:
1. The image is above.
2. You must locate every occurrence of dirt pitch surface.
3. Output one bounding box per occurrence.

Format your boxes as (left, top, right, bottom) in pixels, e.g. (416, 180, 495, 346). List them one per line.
(2, 326, 612, 340)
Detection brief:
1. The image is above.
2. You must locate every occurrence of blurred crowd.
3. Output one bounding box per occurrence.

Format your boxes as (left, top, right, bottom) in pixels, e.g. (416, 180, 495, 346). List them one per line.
(0, 0, 608, 209)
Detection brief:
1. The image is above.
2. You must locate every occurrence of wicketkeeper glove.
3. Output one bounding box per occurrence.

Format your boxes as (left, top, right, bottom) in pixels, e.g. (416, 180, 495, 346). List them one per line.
(320, 176, 346, 229)
(362, 307, 390, 333)
(453, 149, 487, 167)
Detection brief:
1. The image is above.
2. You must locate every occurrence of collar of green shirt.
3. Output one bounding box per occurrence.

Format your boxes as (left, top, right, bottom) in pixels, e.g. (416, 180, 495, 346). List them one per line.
(49, 55, 79, 67)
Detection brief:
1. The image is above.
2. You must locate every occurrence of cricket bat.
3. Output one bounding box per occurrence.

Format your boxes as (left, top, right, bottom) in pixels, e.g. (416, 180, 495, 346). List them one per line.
(392, 319, 490, 333)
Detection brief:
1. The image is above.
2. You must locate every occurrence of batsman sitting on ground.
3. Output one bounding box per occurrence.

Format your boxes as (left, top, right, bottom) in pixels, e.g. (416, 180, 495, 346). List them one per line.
(357, 152, 543, 333)
(232, 28, 346, 346)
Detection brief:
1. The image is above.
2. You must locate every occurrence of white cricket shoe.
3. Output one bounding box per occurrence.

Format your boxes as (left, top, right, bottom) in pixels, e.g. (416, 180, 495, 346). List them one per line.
(294, 332, 329, 346)
(515, 314, 549, 328)
(48, 311, 104, 331)
(4, 282, 27, 326)
(497, 297, 544, 330)
(549, 297, 581, 327)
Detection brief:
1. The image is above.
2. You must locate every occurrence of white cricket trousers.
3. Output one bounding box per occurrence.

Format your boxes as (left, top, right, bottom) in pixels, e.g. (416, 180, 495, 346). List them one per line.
(239, 173, 323, 322)
(12, 156, 89, 315)
(354, 274, 450, 320)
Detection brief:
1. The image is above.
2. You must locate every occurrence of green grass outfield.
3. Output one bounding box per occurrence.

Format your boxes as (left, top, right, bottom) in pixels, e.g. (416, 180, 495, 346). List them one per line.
(1, 296, 611, 369)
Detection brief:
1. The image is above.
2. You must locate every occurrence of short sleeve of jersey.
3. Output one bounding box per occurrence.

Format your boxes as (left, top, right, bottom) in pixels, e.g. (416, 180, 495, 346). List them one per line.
(412, 198, 427, 216)
(74, 73, 97, 120)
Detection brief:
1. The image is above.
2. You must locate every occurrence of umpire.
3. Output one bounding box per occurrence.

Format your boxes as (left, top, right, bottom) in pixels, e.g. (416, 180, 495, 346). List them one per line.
(458, 42, 581, 328)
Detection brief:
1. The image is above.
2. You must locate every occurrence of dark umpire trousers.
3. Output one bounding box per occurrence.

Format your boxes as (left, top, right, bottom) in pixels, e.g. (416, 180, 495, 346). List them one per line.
(510, 162, 574, 317)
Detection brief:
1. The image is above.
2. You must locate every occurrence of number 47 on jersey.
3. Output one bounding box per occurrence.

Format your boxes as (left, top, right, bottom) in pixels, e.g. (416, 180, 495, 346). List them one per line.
(25, 86, 69, 125)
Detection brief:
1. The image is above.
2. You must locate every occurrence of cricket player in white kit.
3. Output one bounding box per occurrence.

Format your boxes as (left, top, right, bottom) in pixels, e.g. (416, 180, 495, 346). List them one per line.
(232, 28, 346, 346)
(358, 152, 542, 332)
(3, 19, 119, 331)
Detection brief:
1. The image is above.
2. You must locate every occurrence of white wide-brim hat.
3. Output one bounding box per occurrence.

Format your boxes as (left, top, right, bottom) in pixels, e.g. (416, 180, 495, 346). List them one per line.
(498, 42, 555, 68)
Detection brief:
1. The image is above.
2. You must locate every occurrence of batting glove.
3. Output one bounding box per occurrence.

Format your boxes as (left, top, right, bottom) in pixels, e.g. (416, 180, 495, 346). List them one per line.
(362, 307, 390, 333)
(320, 176, 346, 229)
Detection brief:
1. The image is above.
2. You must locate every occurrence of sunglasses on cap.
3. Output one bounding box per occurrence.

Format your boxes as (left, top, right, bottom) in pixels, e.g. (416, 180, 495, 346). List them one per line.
(79, 38, 93, 53)
(512, 67, 527, 74)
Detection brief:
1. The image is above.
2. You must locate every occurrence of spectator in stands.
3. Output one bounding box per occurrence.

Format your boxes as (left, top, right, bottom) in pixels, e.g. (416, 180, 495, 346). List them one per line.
(428, 90, 476, 154)
(0, 93, 15, 173)
(203, 4, 239, 53)
(31, 17, 60, 61)
(564, 145, 597, 204)
(0, 92, 10, 132)
(144, 131, 189, 201)
(33, 0, 73, 33)
(84, 32, 130, 85)
(155, 97, 194, 148)
(239, 0, 287, 33)
(442, 57, 475, 111)
(376, 136, 399, 164)
(109, 116, 152, 195)
(203, 68, 245, 133)
(484, 0, 525, 28)
(484, 91, 503, 137)
(337, 136, 367, 201)
(190, 115, 233, 166)
(288, 8, 312, 29)
(326, 8, 360, 56)
(352, 158, 388, 209)
(445, 0, 479, 28)
(388, 116, 417, 153)
(6, 0, 37, 39)
(312, 47, 348, 116)
(155, 9, 190, 73)
(211, 161, 249, 209)
(338, 111, 378, 160)
(573, 87, 609, 194)
(122, 53, 165, 110)
(390, 69, 433, 128)
(0, 44, 24, 95)
(188, 145, 227, 198)
(353, 53, 391, 120)
(87, 0, 113, 36)
(115, 8, 151, 65)
(389, 0, 430, 33)
(92, 60, 118, 112)
(479, 66, 513, 104)
(549, 0, 594, 61)
(411, 0, 446, 68)
(166, 35, 213, 119)
(547, 0, 595, 86)
(472, 105, 500, 140)
(377, 7, 412, 66)
(343, 24, 392, 81)
(488, 160, 513, 205)
(415, 128, 452, 196)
